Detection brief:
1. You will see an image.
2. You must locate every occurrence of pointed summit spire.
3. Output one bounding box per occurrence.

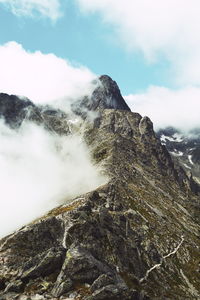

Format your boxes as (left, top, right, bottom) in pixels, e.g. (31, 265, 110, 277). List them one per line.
(91, 75, 131, 111)
(71, 75, 131, 116)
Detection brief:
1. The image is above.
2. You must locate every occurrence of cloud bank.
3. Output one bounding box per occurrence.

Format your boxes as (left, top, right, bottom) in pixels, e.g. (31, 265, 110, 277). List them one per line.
(0, 120, 106, 238)
(0, 42, 97, 105)
(76, 0, 200, 86)
(76, 0, 200, 131)
(0, 0, 61, 21)
(0, 42, 106, 238)
(125, 87, 200, 132)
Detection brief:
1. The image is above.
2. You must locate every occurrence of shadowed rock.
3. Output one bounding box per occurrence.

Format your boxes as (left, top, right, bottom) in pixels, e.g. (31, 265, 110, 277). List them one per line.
(71, 75, 131, 117)
(0, 93, 36, 127)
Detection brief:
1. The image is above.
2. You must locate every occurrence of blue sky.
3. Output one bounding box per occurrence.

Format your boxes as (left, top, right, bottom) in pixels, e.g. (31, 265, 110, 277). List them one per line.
(0, 0, 200, 130)
(0, 1, 169, 95)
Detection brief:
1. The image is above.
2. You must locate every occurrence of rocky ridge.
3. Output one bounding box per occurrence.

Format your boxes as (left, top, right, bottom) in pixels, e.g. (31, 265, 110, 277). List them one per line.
(0, 76, 200, 300)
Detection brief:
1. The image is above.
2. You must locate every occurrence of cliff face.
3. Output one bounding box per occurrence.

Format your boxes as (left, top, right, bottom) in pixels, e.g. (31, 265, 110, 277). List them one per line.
(0, 77, 200, 300)
(157, 127, 200, 184)
(71, 75, 131, 117)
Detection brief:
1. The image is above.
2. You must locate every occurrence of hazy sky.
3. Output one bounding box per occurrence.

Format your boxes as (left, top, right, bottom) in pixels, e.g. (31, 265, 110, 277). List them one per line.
(0, 0, 200, 129)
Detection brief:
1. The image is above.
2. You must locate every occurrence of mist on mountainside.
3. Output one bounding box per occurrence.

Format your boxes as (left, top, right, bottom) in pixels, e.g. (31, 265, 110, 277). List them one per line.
(0, 118, 107, 238)
(125, 86, 200, 133)
(0, 73, 109, 238)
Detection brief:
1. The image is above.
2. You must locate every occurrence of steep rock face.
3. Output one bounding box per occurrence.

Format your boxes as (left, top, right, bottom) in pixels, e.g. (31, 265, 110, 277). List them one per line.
(71, 75, 131, 116)
(92, 75, 131, 111)
(0, 78, 200, 300)
(87, 111, 199, 195)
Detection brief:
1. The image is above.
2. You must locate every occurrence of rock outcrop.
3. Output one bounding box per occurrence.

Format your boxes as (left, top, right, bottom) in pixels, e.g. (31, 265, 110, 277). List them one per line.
(0, 76, 200, 300)
(71, 75, 131, 117)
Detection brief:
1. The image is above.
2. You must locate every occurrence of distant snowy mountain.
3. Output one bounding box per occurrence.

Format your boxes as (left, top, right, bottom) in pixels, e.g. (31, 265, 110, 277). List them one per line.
(157, 127, 200, 183)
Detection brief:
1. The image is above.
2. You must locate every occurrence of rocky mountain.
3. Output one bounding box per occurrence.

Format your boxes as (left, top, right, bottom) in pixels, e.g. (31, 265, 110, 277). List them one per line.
(157, 127, 200, 184)
(0, 76, 200, 300)
(71, 75, 131, 117)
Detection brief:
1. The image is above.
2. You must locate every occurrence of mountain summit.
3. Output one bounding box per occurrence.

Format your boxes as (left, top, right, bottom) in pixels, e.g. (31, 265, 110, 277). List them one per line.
(92, 75, 131, 111)
(0, 76, 200, 300)
(71, 75, 131, 116)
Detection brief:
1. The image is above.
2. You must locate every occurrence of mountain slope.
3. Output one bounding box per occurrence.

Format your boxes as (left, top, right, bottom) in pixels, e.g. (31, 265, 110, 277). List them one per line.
(157, 127, 200, 184)
(0, 76, 200, 300)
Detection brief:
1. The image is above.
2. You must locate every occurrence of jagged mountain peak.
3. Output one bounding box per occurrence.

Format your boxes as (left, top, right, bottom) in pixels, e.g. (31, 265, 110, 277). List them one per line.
(0, 75, 131, 127)
(92, 74, 131, 111)
(0, 79, 200, 300)
(71, 75, 131, 115)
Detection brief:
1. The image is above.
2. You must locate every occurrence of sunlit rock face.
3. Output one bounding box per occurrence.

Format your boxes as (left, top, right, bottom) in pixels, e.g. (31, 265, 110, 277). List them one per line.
(0, 76, 200, 300)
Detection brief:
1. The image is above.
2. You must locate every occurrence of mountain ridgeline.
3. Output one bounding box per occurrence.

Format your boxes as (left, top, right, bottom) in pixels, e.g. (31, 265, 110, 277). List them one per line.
(0, 75, 200, 300)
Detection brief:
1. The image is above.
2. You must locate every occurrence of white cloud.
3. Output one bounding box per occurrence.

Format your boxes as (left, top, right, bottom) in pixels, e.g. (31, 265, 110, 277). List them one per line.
(77, 0, 200, 130)
(0, 41, 107, 238)
(125, 86, 200, 132)
(0, 0, 61, 20)
(0, 41, 97, 105)
(76, 0, 200, 86)
(0, 120, 106, 238)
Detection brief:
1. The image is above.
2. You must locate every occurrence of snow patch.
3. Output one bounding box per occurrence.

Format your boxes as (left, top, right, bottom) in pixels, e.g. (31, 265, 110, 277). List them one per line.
(160, 135, 174, 142)
(173, 133, 184, 142)
(160, 133, 184, 144)
(188, 155, 194, 165)
(183, 163, 191, 169)
(170, 151, 183, 157)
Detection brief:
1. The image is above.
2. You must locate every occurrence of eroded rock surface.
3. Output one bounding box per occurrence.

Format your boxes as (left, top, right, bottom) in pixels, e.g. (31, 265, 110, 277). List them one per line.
(0, 77, 200, 300)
